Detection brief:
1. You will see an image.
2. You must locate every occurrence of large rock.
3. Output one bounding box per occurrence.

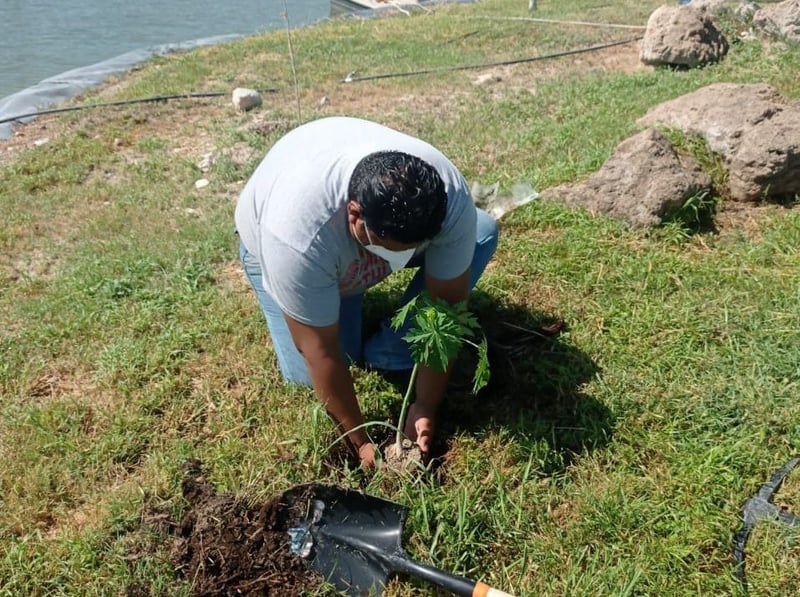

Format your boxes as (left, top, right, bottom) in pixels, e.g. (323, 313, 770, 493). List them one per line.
(638, 83, 800, 201)
(753, 0, 800, 42)
(640, 6, 730, 67)
(689, 0, 734, 10)
(540, 129, 713, 228)
(232, 88, 263, 111)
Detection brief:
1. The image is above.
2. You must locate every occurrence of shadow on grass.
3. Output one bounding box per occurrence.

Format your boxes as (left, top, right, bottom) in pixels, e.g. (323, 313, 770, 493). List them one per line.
(364, 288, 614, 476)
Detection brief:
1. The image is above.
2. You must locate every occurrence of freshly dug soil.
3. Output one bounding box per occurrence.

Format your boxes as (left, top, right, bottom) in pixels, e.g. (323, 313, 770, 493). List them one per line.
(383, 439, 424, 474)
(169, 460, 322, 596)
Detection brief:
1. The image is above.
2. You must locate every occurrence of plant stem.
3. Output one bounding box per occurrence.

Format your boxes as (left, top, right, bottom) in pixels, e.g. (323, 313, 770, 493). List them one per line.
(395, 364, 420, 450)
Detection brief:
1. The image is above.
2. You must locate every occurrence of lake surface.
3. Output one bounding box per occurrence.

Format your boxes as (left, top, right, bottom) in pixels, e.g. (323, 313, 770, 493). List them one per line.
(0, 0, 332, 100)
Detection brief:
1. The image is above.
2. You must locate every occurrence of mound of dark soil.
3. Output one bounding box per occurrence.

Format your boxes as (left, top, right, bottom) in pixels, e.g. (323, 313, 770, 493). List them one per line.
(169, 460, 322, 596)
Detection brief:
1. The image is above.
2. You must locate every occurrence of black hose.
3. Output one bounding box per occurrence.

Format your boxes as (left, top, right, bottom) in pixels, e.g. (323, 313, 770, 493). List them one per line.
(342, 36, 643, 83)
(0, 89, 277, 125)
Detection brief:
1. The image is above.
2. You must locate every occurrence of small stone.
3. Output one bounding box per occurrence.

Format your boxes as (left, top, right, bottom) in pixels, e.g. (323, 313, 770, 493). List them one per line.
(33, 137, 50, 147)
(194, 179, 210, 190)
(232, 88, 263, 111)
(198, 151, 215, 172)
(473, 73, 501, 85)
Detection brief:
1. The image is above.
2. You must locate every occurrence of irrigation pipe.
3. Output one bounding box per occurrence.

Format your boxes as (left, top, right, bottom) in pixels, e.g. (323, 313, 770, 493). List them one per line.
(0, 89, 277, 126)
(463, 16, 647, 30)
(341, 35, 643, 83)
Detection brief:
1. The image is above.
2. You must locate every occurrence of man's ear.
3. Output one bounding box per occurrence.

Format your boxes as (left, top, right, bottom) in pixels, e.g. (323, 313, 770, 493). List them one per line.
(346, 200, 361, 225)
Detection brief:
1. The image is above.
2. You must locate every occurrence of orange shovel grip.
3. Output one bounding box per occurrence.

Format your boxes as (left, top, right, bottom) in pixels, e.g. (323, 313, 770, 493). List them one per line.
(473, 580, 516, 597)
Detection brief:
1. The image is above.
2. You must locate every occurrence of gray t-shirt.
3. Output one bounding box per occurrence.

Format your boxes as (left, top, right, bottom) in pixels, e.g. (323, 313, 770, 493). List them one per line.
(234, 117, 476, 327)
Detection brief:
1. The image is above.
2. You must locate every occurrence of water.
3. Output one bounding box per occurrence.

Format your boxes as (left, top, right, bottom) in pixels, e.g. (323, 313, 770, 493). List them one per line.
(0, 0, 331, 100)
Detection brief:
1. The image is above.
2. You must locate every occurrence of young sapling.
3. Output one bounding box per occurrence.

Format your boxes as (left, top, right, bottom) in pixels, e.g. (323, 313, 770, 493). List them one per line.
(390, 292, 490, 454)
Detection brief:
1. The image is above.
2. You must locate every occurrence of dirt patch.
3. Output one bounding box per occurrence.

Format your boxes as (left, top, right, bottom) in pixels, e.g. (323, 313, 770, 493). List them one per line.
(216, 259, 251, 296)
(714, 202, 790, 241)
(470, 39, 648, 90)
(0, 116, 64, 168)
(316, 40, 647, 119)
(383, 438, 425, 474)
(168, 460, 322, 596)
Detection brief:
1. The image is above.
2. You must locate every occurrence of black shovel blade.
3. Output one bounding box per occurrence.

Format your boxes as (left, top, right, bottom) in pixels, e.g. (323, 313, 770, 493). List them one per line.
(283, 484, 409, 596)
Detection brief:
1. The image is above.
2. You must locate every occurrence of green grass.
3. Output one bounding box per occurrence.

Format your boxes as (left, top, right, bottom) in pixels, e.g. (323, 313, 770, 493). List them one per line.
(2, 0, 800, 594)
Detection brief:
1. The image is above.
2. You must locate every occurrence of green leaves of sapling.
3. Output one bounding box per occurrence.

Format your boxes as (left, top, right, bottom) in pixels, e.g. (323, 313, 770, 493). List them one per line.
(472, 336, 490, 394)
(390, 292, 490, 451)
(391, 292, 490, 391)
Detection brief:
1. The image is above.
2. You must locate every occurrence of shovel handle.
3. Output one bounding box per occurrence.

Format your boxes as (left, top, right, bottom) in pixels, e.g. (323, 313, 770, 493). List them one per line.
(473, 581, 515, 597)
(395, 555, 516, 597)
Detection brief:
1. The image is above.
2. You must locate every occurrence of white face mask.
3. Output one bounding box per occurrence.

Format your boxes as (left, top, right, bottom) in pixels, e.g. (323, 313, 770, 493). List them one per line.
(360, 224, 416, 272)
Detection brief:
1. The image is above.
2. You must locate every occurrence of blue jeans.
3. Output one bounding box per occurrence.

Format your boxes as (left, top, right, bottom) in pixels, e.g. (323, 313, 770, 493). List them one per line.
(240, 208, 499, 385)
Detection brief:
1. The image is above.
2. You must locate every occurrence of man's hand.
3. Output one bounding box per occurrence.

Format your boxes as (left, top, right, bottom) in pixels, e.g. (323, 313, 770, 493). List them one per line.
(357, 442, 378, 469)
(403, 402, 436, 459)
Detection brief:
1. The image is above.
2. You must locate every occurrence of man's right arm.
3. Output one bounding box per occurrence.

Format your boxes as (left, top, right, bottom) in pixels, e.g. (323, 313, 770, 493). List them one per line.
(283, 315, 376, 467)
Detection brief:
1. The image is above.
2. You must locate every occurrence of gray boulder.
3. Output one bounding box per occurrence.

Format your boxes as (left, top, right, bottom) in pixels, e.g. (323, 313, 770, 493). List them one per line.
(690, 0, 734, 10)
(735, 1, 761, 21)
(753, 0, 800, 42)
(540, 129, 713, 228)
(675, 0, 762, 24)
(638, 83, 800, 201)
(640, 5, 730, 67)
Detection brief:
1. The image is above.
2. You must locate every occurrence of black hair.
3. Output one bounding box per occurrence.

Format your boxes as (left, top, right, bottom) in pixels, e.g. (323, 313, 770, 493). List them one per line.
(348, 151, 448, 244)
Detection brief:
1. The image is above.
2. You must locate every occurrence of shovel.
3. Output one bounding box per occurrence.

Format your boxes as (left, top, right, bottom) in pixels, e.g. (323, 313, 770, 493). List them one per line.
(282, 484, 515, 597)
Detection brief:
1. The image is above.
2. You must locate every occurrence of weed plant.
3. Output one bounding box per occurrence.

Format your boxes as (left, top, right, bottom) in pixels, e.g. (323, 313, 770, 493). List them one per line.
(390, 293, 489, 452)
